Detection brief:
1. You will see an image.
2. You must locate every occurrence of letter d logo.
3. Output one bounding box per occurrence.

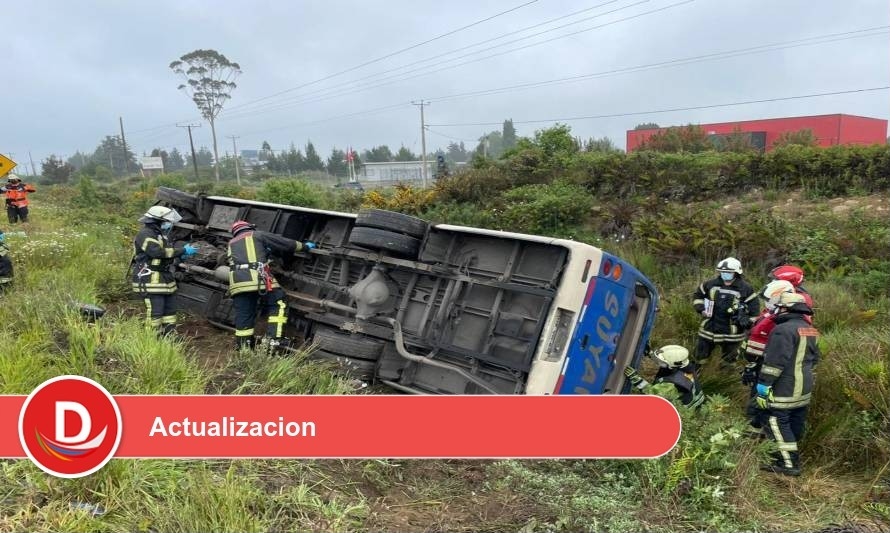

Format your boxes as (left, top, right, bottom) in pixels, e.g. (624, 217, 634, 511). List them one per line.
(19, 376, 122, 478)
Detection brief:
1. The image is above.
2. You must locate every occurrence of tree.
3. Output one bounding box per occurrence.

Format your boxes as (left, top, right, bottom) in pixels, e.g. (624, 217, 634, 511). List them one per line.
(446, 141, 469, 163)
(167, 148, 186, 171)
(304, 140, 325, 171)
(534, 124, 578, 161)
(41, 155, 74, 184)
(634, 122, 660, 130)
(195, 146, 214, 167)
(773, 129, 817, 148)
(583, 136, 620, 152)
(475, 131, 504, 159)
(170, 49, 242, 182)
(260, 141, 272, 162)
(638, 124, 711, 153)
(363, 145, 393, 162)
(91, 135, 136, 177)
(285, 143, 305, 174)
(66, 151, 90, 171)
(394, 145, 416, 162)
(327, 148, 347, 178)
(502, 119, 517, 151)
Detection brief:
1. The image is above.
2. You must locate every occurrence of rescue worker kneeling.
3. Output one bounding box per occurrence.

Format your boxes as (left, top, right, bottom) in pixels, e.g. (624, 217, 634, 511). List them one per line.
(227, 220, 316, 352)
(131, 206, 197, 336)
(624, 345, 705, 408)
(755, 291, 820, 477)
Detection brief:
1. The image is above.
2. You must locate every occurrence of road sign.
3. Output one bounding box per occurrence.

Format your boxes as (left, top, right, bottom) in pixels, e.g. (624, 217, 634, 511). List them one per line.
(0, 154, 17, 178)
(140, 156, 164, 170)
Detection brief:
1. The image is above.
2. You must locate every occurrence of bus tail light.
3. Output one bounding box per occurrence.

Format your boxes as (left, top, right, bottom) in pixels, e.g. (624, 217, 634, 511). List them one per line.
(612, 263, 623, 281)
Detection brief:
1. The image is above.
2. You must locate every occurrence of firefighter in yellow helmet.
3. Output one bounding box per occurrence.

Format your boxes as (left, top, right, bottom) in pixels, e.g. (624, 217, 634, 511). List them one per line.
(227, 220, 316, 352)
(131, 206, 197, 335)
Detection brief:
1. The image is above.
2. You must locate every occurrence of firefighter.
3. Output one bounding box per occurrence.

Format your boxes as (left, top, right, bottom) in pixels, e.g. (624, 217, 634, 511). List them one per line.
(227, 220, 316, 352)
(0, 230, 13, 290)
(692, 257, 759, 366)
(1, 174, 36, 224)
(768, 264, 814, 307)
(624, 345, 705, 408)
(756, 291, 820, 476)
(741, 279, 795, 433)
(131, 206, 197, 336)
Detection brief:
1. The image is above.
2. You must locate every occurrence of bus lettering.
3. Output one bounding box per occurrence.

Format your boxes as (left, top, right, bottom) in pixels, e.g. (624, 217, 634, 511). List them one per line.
(605, 291, 619, 316)
(582, 358, 597, 384)
(597, 315, 612, 342)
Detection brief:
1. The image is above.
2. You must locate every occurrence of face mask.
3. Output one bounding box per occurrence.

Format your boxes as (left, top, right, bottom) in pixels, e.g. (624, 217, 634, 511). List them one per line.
(720, 272, 735, 282)
(160, 222, 173, 232)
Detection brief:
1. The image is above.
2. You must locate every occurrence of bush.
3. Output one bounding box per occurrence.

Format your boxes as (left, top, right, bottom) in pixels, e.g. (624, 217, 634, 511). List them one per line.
(498, 181, 594, 237)
(255, 178, 325, 208)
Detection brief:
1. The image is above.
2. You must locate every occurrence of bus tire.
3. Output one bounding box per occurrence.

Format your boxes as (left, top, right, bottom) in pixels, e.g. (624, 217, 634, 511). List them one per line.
(356, 209, 429, 238)
(348, 227, 420, 258)
(312, 327, 383, 361)
(156, 187, 200, 212)
(309, 350, 376, 379)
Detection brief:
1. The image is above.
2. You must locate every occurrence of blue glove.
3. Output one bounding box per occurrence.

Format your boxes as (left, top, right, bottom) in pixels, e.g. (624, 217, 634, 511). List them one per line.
(0, 233, 5, 243)
(755, 383, 773, 409)
(303, 241, 317, 250)
(182, 244, 199, 257)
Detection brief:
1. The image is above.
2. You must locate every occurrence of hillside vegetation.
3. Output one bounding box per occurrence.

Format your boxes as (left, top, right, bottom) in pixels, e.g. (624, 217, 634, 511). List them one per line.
(1, 133, 888, 532)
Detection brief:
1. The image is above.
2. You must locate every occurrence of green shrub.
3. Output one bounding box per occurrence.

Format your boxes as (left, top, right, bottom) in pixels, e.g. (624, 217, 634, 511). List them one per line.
(255, 178, 325, 208)
(497, 181, 594, 237)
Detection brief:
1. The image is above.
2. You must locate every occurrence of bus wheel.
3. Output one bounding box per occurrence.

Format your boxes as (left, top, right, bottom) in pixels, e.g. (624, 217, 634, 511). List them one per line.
(308, 350, 376, 380)
(356, 208, 429, 238)
(348, 227, 421, 259)
(312, 327, 384, 361)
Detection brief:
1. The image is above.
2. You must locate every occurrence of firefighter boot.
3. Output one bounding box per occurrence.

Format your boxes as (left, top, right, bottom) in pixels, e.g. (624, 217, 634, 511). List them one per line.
(236, 336, 255, 352)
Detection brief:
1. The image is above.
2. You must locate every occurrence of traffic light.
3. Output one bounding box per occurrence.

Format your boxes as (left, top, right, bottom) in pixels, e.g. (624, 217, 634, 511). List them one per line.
(435, 154, 448, 179)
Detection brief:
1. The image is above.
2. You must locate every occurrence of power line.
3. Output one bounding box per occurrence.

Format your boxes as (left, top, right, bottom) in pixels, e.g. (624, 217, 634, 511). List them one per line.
(425, 128, 479, 143)
(223, 0, 541, 114)
(224, 0, 628, 116)
(209, 29, 887, 143)
(222, 0, 658, 119)
(426, 86, 890, 127)
(424, 27, 890, 104)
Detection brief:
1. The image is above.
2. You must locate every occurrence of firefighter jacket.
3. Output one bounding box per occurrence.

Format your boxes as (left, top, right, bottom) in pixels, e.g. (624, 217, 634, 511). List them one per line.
(693, 276, 759, 343)
(131, 222, 186, 294)
(758, 304, 820, 410)
(652, 364, 705, 408)
(745, 298, 814, 361)
(2, 183, 36, 208)
(227, 230, 305, 296)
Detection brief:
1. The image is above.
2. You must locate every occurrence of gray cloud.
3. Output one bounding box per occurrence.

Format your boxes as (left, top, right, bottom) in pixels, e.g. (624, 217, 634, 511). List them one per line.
(4, 0, 888, 169)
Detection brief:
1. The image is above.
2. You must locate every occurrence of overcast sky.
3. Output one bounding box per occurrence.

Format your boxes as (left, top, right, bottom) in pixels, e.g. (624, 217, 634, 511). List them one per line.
(4, 0, 889, 170)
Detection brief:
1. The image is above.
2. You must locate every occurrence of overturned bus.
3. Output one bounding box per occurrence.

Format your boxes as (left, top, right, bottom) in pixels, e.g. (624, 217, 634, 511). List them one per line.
(156, 187, 659, 395)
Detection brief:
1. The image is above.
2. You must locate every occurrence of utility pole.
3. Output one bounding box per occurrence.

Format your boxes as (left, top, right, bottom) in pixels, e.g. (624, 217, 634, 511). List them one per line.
(119, 116, 130, 174)
(28, 152, 37, 177)
(411, 100, 430, 188)
(177, 123, 201, 181)
(228, 135, 241, 185)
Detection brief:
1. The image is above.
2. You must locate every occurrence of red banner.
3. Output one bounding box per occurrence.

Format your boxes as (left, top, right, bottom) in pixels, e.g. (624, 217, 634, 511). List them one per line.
(3, 394, 680, 460)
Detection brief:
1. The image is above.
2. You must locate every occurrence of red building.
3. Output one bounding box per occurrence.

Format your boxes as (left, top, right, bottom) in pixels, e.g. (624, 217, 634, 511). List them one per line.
(626, 114, 888, 152)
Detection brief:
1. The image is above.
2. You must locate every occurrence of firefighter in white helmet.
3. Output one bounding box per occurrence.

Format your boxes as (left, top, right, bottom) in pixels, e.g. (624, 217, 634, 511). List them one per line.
(130, 206, 197, 336)
(692, 257, 759, 366)
(624, 345, 705, 408)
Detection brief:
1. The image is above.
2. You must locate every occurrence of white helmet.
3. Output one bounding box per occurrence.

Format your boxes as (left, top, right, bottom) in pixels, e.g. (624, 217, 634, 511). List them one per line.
(716, 257, 743, 275)
(652, 345, 690, 369)
(773, 292, 806, 309)
(6, 173, 20, 183)
(142, 205, 182, 224)
(763, 280, 794, 310)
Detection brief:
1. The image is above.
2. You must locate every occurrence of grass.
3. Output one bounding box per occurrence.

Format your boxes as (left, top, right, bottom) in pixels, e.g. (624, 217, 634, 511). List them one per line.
(0, 192, 887, 532)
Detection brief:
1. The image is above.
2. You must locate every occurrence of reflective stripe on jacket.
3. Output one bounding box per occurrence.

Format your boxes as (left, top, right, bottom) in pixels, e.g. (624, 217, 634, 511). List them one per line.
(759, 306, 820, 409)
(693, 276, 759, 343)
(227, 230, 303, 295)
(131, 223, 184, 294)
(3, 184, 36, 208)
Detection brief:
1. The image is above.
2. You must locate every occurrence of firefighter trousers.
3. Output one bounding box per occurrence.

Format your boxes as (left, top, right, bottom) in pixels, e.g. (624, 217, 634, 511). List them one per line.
(232, 288, 288, 347)
(695, 337, 741, 364)
(142, 293, 177, 335)
(763, 406, 808, 470)
(7, 205, 28, 224)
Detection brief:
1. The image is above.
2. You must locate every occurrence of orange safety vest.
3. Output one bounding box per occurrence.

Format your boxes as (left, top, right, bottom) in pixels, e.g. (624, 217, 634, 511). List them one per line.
(4, 183, 35, 208)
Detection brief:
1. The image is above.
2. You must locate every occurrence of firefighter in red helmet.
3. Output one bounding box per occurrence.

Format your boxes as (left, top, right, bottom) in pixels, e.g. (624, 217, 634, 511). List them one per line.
(227, 220, 316, 352)
(768, 264, 814, 307)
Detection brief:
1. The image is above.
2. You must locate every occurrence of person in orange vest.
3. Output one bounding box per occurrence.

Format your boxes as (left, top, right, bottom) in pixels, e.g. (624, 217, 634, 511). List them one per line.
(1, 174, 36, 224)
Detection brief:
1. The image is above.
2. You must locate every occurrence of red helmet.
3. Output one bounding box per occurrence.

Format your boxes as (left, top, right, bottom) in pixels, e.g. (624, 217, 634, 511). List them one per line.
(769, 265, 804, 286)
(230, 220, 255, 235)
